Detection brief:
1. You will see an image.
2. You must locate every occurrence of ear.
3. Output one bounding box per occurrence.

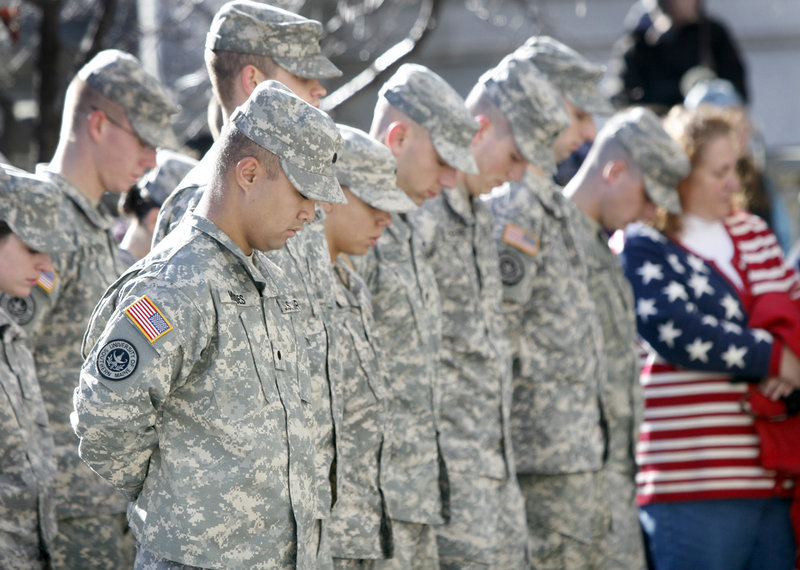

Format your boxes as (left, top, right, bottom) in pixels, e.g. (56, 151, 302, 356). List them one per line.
(235, 156, 261, 193)
(240, 64, 263, 97)
(473, 115, 492, 144)
(320, 201, 334, 215)
(86, 109, 107, 142)
(384, 121, 408, 156)
(602, 159, 627, 184)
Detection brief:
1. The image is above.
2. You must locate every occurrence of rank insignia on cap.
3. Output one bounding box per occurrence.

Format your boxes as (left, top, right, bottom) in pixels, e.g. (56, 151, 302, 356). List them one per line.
(502, 223, 539, 257)
(36, 270, 58, 293)
(125, 295, 172, 343)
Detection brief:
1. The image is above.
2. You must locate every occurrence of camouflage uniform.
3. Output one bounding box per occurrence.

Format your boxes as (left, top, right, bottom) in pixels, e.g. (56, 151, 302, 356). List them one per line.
(0, 166, 68, 569)
(410, 184, 528, 569)
(152, 0, 341, 247)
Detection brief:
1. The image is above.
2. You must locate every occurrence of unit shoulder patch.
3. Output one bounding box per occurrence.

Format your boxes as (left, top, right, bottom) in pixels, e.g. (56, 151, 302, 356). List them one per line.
(124, 295, 173, 343)
(502, 223, 539, 257)
(97, 339, 138, 381)
(499, 251, 525, 286)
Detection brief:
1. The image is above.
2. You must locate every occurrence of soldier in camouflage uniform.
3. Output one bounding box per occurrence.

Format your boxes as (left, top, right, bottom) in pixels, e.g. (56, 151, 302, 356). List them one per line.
(72, 81, 344, 569)
(348, 64, 478, 568)
(0, 165, 70, 569)
(485, 39, 618, 569)
(152, 0, 341, 245)
(322, 124, 418, 567)
(562, 107, 689, 569)
(0, 49, 178, 569)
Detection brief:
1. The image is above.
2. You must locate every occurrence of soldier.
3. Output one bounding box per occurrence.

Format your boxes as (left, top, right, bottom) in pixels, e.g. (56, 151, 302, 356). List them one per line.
(72, 80, 344, 569)
(349, 64, 478, 568)
(409, 52, 568, 569)
(118, 149, 197, 266)
(485, 40, 618, 568)
(0, 165, 69, 569)
(562, 107, 689, 569)
(322, 124, 417, 567)
(0, 49, 178, 569)
(152, 0, 341, 244)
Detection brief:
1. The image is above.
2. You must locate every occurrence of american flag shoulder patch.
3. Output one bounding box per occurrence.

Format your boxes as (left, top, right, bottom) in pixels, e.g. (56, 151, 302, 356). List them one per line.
(124, 295, 173, 343)
(502, 223, 539, 257)
(36, 270, 58, 293)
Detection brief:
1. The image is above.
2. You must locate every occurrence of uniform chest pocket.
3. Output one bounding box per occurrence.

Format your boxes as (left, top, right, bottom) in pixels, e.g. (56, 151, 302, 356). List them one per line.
(238, 310, 281, 405)
(343, 317, 386, 403)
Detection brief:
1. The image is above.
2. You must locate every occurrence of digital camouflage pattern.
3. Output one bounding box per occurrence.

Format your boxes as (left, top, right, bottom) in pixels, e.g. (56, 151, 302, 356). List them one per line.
(206, 0, 341, 79)
(78, 49, 179, 150)
(600, 107, 690, 214)
(379, 64, 479, 175)
(487, 172, 611, 564)
(327, 258, 392, 561)
(0, 164, 69, 253)
(0, 307, 57, 569)
(0, 168, 130, 564)
(572, 210, 647, 569)
(349, 213, 445, 527)
(410, 184, 528, 567)
(73, 215, 318, 569)
(479, 54, 570, 175)
(138, 149, 198, 206)
(231, 80, 344, 204)
(518, 36, 614, 115)
(487, 172, 607, 475)
(335, 124, 417, 213)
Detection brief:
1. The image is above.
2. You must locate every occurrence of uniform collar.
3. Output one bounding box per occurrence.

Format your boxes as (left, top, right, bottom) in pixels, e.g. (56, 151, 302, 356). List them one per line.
(443, 182, 477, 226)
(36, 166, 114, 231)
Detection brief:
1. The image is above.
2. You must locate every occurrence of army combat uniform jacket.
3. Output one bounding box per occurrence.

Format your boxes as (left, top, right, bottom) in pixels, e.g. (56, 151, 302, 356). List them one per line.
(72, 215, 318, 569)
(0, 307, 57, 568)
(350, 213, 445, 525)
(327, 258, 392, 560)
(0, 168, 128, 519)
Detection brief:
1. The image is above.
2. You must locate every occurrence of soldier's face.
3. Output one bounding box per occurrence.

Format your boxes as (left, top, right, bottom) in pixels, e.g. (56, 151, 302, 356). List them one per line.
(552, 98, 596, 164)
(394, 125, 457, 205)
(325, 188, 392, 257)
(96, 110, 158, 193)
(271, 67, 327, 108)
(600, 166, 653, 231)
(0, 233, 53, 298)
(469, 122, 527, 195)
(246, 165, 316, 252)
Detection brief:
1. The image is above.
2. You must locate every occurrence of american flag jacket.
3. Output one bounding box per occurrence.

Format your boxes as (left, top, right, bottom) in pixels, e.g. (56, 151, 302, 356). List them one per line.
(621, 211, 800, 504)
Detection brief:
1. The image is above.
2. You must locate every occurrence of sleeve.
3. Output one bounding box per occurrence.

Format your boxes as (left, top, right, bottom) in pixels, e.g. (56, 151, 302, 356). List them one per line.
(621, 233, 775, 378)
(71, 283, 207, 499)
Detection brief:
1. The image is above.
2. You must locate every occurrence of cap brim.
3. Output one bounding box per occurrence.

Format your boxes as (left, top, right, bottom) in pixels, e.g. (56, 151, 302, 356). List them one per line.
(131, 118, 180, 151)
(282, 158, 346, 204)
(644, 174, 681, 215)
(572, 92, 614, 116)
(516, 136, 557, 176)
(351, 185, 418, 213)
(272, 54, 342, 80)
(431, 133, 478, 175)
(14, 227, 73, 253)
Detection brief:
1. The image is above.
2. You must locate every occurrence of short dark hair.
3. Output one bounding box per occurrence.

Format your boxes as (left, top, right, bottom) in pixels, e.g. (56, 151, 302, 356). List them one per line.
(215, 126, 281, 181)
(0, 221, 12, 240)
(205, 49, 278, 111)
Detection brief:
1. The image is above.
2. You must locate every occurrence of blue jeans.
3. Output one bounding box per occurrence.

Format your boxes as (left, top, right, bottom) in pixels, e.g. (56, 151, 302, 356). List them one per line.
(639, 497, 795, 570)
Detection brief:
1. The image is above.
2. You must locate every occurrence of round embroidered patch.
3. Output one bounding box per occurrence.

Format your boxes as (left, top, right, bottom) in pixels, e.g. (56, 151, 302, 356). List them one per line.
(499, 251, 524, 286)
(97, 339, 138, 381)
(3, 295, 35, 325)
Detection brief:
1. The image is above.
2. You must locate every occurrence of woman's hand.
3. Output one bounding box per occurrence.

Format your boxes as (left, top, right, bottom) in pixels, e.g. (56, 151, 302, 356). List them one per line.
(760, 376, 800, 401)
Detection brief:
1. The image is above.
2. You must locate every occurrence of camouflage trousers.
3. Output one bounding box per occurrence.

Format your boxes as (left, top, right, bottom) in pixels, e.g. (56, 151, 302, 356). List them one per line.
(50, 512, 135, 570)
(436, 472, 529, 569)
(518, 470, 611, 570)
(603, 469, 647, 570)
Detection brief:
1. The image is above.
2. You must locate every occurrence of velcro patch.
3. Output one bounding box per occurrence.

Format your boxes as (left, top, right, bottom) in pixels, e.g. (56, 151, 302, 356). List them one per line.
(97, 339, 138, 381)
(125, 295, 173, 343)
(502, 223, 539, 257)
(499, 251, 525, 286)
(36, 270, 58, 293)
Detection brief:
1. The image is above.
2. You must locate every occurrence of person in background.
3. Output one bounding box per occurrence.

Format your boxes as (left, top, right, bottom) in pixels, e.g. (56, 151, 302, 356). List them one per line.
(323, 124, 419, 567)
(0, 49, 178, 569)
(118, 149, 197, 267)
(0, 165, 69, 569)
(606, 0, 748, 113)
(563, 107, 690, 569)
(622, 104, 800, 569)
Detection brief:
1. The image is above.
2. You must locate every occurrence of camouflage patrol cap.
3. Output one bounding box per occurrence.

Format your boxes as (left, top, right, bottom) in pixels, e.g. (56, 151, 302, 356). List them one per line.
(335, 124, 417, 213)
(0, 164, 70, 252)
(601, 107, 689, 214)
(379, 63, 479, 175)
(518, 36, 613, 115)
(480, 54, 570, 175)
(137, 149, 198, 206)
(77, 49, 179, 150)
(231, 80, 345, 204)
(207, 0, 342, 80)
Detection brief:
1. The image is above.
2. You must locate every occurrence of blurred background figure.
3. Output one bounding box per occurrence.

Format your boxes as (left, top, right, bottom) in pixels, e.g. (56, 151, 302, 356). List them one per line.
(117, 149, 196, 266)
(606, 0, 748, 114)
